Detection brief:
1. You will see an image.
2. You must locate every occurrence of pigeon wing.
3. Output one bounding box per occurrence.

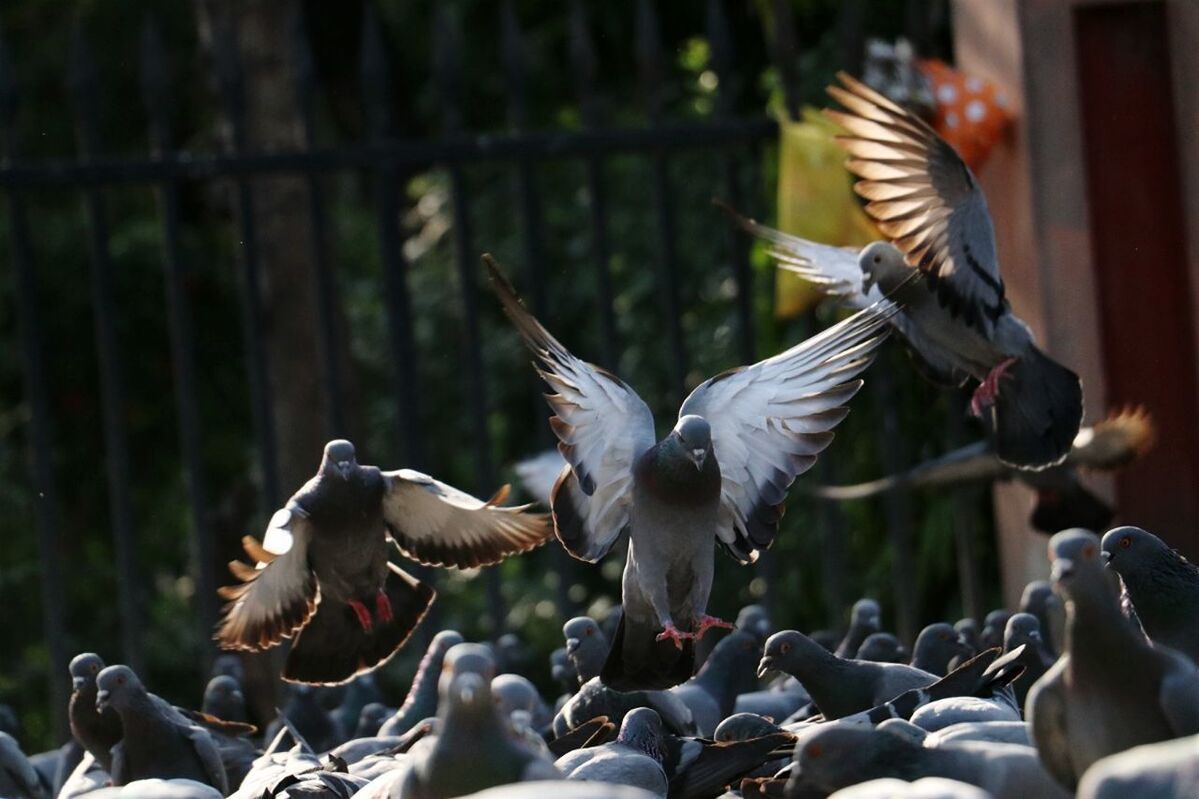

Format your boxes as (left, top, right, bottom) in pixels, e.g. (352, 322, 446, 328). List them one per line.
(1027, 659, 1075, 790)
(215, 506, 318, 651)
(1158, 656, 1199, 736)
(381, 470, 553, 569)
(827, 71, 1006, 337)
(679, 299, 898, 563)
(487, 255, 656, 562)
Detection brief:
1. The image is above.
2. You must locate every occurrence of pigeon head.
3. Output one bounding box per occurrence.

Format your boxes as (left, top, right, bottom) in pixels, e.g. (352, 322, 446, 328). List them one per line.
(850, 598, 881, 630)
(1003, 612, 1041, 651)
(736, 604, 773, 641)
(856, 632, 904, 662)
(759, 630, 830, 679)
(203, 675, 244, 707)
(615, 707, 665, 763)
(562, 616, 606, 681)
(859, 241, 912, 295)
(95, 665, 143, 713)
(1101, 526, 1168, 575)
(440, 643, 496, 696)
(670, 415, 713, 471)
(70, 652, 105, 693)
(714, 712, 783, 743)
(441, 671, 498, 733)
(355, 702, 390, 737)
(321, 439, 358, 479)
(794, 724, 915, 791)
(980, 609, 1012, 649)
(1020, 580, 1055, 614)
(549, 647, 577, 690)
(912, 623, 970, 670)
(954, 617, 980, 651)
(490, 674, 539, 718)
(1048, 528, 1112, 600)
(211, 653, 245, 684)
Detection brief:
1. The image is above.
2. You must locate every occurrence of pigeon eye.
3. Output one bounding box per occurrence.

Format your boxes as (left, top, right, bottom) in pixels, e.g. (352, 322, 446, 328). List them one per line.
(1120, 536, 1131, 549)
(780, 642, 792, 655)
(806, 743, 823, 759)
(90, 664, 98, 673)
(873, 255, 881, 264)
(116, 676, 125, 685)
(1083, 543, 1097, 559)
(585, 628, 593, 636)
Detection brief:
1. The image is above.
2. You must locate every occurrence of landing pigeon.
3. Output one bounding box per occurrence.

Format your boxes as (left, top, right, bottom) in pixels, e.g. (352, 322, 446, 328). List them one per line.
(215, 439, 550, 684)
(487, 256, 895, 690)
(68, 653, 123, 773)
(1027, 529, 1199, 790)
(721, 73, 1084, 470)
(1101, 525, 1199, 664)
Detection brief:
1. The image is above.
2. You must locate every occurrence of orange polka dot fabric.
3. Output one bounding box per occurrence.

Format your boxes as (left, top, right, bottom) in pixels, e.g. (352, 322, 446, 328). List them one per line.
(917, 58, 1013, 169)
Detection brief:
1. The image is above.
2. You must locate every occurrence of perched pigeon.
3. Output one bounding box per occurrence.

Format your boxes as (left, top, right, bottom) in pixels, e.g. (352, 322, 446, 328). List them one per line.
(265, 684, 344, 754)
(759, 630, 937, 719)
(564, 617, 609, 685)
(1076, 732, 1199, 799)
(397, 643, 561, 797)
(200, 676, 247, 725)
(910, 625, 970, 676)
(978, 611, 1011, 652)
(488, 255, 895, 690)
(554, 708, 668, 796)
(792, 723, 1068, 799)
(69, 653, 123, 773)
(724, 73, 1083, 470)
(909, 695, 1021, 732)
(1027, 528, 1199, 790)
(215, 439, 550, 684)
(925, 721, 1031, 748)
(353, 703, 391, 739)
(380, 629, 465, 737)
(837, 599, 882, 659)
(670, 630, 761, 737)
(1003, 613, 1052, 708)
(0, 732, 46, 799)
(553, 677, 696, 739)
(809, 407, 1154, 533)
(551, 648, 579, 699)
(1101, 525, 1199, 663)
(826, 776, 994, 798)
(95, 665, 228, 793)
(857, 633, 906, 663)
(735, 605, 773, 642)
(492, 674, 552, 730)
(1019, 580, 1062, 658)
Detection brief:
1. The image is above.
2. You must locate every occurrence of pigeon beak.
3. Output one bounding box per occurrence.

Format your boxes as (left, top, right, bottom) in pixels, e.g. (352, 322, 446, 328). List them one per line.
(337, 460, 352, 479)
(1100, 550, 1112, 564)
(72, 677, 86, 691)
(1050, 558, 1075, 582)
(95, 690, 110, 712)
(690, 448, 706, 471)
(565, 638, 580, 655)
(757, 656, 774, 679)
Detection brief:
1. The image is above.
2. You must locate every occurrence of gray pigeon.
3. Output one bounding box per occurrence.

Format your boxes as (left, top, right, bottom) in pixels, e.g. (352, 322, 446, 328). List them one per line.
(0, 732, 46, 799)
(909, 696, 1021, 732)
(857, 633, 906, 663)
(397, 643, 561, 798)
(379, 630, 465, 737)
(1019, 580, 1062, 657)
(759, 630, 936, 719)
(836, 599, 882, 658)
(1101, 525, 1199, 663)
(354, 703, 391, 739)
(551, 648, 579, 698)
(826, 777, 994, 798)
(735, 605, 773, 642)
(79, 778, 224, 798)
(1027, 528, 1199, 790)
(724, 73, 1083, 470)
(94, 665, 228, 793)
(554, 708, 668, 796)
(553, 676, 695, 739)
(978, 611, 1011, 652)
(444, 782, 662, 799)
(201, 675, 248, 724)
(563, 617, 609, 685)
(669, 630, 761, 737)
(1076, 732, 1199, 799)
(487, 256, 895, 690)
(926, 721, 1030, 748)
(911, 624, 971, 676)
(792, 723, 1068, 799)
(1003, 613, 1052, 708)
(69, 652, 123, 772)
(492, 674, 552, 730)
(216, 440, 550, 685)
(266, 684, 344, 754)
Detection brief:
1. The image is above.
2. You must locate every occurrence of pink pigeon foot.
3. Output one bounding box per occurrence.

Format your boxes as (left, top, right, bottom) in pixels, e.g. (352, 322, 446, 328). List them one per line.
(970, 357, 1018, 417)
(375, 589, 394, 623)
(695, 614, 735, 640)
(348, 599, 373, 632)
(656, 623, 694, 650)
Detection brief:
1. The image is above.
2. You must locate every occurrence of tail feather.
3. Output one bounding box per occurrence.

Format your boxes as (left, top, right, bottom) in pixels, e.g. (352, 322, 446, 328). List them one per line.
(284, 565, 435, 685)
(991, 348, 1083, 470)
(600, 610, 695, 691)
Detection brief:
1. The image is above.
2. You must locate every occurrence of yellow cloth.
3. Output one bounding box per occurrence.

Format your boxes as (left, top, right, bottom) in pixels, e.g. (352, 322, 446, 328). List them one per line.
(775, 107, 879, 318)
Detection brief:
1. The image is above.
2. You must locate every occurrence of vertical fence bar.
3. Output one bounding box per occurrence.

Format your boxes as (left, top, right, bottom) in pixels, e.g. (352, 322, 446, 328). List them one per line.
(141, 18, 218, 649)
(432, 4, 507, 630)
(67, 28, 143, 674)
(871, 363, 918, 644)
(635, 0, 687, 405)
(289, 8, 347, 440)
(0, 33, 69, 742)
(568, 0, 618, 370)
(212, 20, 281, 512)
(501, 1, 573, 616)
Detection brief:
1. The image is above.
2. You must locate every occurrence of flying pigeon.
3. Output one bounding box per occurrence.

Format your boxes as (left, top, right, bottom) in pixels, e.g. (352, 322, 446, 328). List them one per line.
(1027, 529, 1199, 790)
(810, 407, 1154, 533)
(486, 256, 896, 690)
(94, 665, 228, 793)
(214, 439, 551, 684)
(1101, 525, 1199, 664)
(68, 653, 123, 773)
(720, 73, 1084, 470)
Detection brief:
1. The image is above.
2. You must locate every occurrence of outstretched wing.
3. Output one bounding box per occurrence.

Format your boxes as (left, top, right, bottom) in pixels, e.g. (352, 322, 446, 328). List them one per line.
(486, 255, 657, 562)
(680, 299, 898, 563)
(382, 470, 552, 569)
(215, 506, 317, 651)
(827, 71, 1006, 336)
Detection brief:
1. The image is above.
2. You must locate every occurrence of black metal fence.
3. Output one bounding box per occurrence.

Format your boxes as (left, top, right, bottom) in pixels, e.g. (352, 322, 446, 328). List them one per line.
(1, 0, 978, 742)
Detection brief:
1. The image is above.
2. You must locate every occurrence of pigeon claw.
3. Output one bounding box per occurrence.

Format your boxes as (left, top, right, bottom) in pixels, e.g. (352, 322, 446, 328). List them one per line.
(348, 599, 373, 632)
(655, 623, 694, 650)
(695, 614, 735, 639)
(375, 589, 394, 623)
(970, 357, 1018, 417)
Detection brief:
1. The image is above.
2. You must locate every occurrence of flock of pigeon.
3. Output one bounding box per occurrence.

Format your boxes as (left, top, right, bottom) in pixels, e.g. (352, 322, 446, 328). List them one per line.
(3, 74, 1194, 799)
